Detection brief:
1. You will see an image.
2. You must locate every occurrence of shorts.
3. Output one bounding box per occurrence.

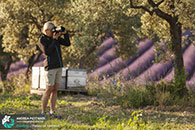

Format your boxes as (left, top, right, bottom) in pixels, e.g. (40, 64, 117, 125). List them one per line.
(44, 68, 62, 86)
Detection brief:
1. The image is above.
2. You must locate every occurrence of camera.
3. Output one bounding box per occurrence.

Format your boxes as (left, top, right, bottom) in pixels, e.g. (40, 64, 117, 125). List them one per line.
(52, 26, 66, 33)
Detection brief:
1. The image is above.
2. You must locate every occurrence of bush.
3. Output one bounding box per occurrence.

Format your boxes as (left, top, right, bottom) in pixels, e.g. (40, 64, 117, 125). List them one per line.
(187, 89, 195, 107)
(145, 80, 195, 107)
(87, 78, 153, 108)
(115, 86, 153, 108)
(145, 81, 176, 106)
(87, 77, 195, 108)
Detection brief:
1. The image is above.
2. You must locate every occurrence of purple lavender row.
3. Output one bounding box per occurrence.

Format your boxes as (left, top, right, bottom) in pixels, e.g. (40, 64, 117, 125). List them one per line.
(134, 61, 173, 82)
(97, 47, 117, 68)
(100, 45, 156, 85)
(163, 44, 195, 82)
(97, 37, 117, 56)
(7, 67, 27, 78)
(97, 39, 152, 68)
(183, 44, 195, 80)
(105, 45, 155, 81)
(187, 73, 195, 90)
(105, 32, 193, 83)
(90, 39, 153, 78)
(9, 61, 28, 73)
(133, 41, 193, 84)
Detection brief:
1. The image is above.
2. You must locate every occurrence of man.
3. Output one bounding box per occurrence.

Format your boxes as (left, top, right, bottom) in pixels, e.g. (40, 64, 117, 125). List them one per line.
(37, 21, 70, 119)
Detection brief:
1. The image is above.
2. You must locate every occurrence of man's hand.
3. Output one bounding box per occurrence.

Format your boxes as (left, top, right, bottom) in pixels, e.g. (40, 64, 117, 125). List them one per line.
(53, 32, 60, 40)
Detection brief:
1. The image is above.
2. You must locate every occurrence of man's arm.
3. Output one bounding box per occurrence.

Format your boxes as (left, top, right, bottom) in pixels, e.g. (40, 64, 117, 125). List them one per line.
(58, 32, 71, 46)
(37, 37, 57, 56)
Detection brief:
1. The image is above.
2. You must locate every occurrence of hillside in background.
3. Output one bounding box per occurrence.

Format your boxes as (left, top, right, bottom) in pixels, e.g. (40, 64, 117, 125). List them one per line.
(8, 31, 195, 88)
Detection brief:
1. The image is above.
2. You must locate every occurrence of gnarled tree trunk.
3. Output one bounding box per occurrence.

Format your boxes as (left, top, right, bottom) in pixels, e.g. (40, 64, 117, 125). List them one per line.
(26, 51, 42, 79)
(170, 20, 187, 96)
(0, 58, 12, 81)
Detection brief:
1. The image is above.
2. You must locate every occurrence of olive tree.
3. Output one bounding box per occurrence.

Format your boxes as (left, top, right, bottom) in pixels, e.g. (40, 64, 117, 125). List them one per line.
(0, 0, 69, 78)
(128, 0, 194, 96)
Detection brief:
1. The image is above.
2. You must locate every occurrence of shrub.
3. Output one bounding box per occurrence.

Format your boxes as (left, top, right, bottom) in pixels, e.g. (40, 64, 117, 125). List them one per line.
(87, 76, 195, 108)
(187, 89, 195, 107)
(145, 80, 195, 107)
(145, 81, 176, 106)
(116, 86, 153, 108)
(87, 78, 153, 108)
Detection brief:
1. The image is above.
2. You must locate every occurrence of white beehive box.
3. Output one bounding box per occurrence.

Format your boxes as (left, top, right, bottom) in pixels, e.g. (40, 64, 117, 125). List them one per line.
(39, 67, 47, 89)
(67, 69, 87, 87)
(62, 67, 68, 77)
(31, 67, 87, 94)
(58, 78, 66, 90)
(31, 67, 40, 89)
(58, 67, 68, 90)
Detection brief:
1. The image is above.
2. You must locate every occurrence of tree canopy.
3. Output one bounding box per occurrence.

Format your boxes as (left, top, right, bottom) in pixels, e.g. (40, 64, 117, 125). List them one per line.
(63, 0, 141, 70)
(0, 0, 194, 89)
(0, 0, 68, 61)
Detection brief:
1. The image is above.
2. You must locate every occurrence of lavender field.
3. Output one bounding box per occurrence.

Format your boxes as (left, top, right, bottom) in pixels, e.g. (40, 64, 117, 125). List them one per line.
(89, 32, 195, 88)
(8, 32, 195, 88)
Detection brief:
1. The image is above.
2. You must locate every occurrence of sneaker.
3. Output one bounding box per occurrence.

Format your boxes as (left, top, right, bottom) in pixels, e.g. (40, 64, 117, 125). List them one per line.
(40, 112, 47, 119)
(49, 111, 62, 119)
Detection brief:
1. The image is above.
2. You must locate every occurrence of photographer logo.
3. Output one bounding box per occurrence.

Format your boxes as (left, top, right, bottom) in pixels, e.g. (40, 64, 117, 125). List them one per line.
(2, 115, 15, 128)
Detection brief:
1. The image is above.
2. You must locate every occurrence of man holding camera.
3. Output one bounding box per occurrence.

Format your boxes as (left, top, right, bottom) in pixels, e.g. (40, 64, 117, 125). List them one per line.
(37, 21, 70, 119)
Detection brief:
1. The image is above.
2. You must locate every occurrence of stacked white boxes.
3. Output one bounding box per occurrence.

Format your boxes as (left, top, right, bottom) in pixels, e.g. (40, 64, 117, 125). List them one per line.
(67, 69, 87, 87)
(31, 67, 87, 94)
(39, 67, 46, 89)
(31, 67, 40, 89)
(58, 67, 68, 90)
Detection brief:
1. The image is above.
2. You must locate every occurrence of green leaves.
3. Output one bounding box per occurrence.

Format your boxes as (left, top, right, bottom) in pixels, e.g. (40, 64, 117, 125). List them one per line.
(0, 0, 67, 62)
(63, 0, 142, 66)
(0, 0, 141, 71)
(1, 0, 193, 72)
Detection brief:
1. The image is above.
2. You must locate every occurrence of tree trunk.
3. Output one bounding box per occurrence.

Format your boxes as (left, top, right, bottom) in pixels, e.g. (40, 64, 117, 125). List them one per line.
(170, 21, 187, 96)
(0, 56, 12, 83)
(0, 71, 8, 81)
(26, 51, 42, 79)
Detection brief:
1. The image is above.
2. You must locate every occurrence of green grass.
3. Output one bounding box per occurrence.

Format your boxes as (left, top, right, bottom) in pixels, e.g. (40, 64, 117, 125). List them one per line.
(0, 93, 194, 130)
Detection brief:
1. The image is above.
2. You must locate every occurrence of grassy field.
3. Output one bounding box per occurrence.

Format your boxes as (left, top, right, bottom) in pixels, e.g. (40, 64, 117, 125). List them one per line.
(0, 93, 194, 130)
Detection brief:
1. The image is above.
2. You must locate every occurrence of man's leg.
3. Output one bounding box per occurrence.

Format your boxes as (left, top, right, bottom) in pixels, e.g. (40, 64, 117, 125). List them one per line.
(42, 86, 53, 113)
(50, 83, 59, 112)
